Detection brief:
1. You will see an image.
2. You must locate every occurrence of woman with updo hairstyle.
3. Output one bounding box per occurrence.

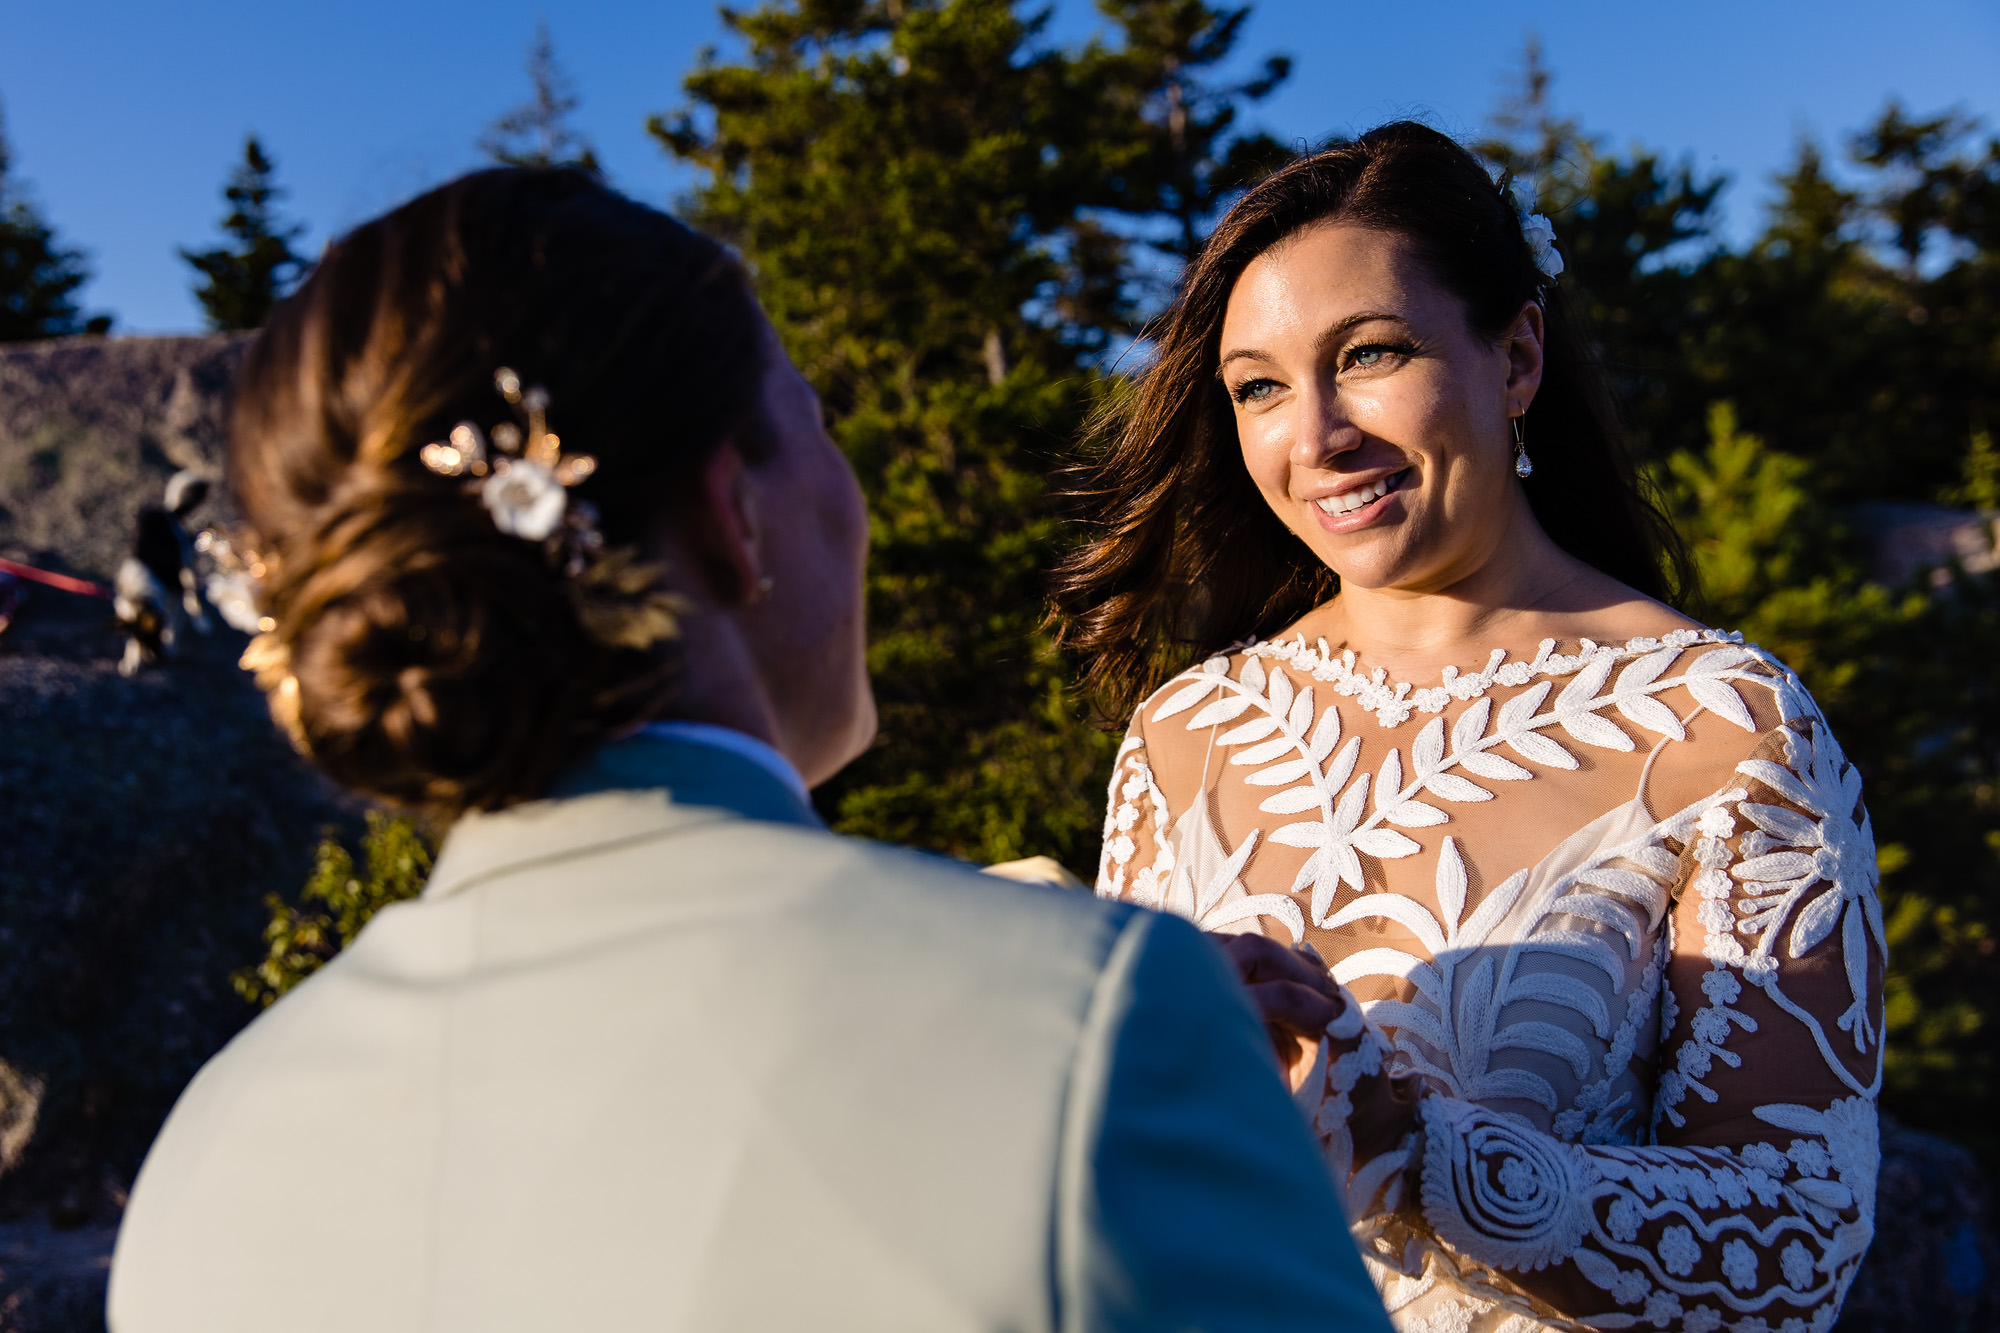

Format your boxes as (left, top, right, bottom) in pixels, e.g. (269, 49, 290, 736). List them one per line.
(108, 168, 1402, 1333)
(222, 167, 864, 813)
(1058, 121, 1882, 1331)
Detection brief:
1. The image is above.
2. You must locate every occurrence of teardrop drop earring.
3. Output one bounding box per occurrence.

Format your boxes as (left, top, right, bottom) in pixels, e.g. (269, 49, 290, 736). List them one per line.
(1512, 416, 1534, 479)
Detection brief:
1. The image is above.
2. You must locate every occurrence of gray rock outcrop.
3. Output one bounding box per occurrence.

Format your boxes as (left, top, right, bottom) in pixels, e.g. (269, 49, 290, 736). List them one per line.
(0, 334, 248, 582)
(0, 335, 352, 1333)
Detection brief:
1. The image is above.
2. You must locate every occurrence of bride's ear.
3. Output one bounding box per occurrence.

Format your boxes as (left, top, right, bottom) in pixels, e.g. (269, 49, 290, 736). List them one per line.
(685, 441, 766, 606)
(1503, 300, 1546, 415)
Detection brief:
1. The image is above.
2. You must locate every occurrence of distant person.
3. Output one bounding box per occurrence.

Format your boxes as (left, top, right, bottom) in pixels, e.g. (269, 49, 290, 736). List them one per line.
(107, 169, 1395, 1332)
(112, 469, 211, 675)
(1057, 121, 1882, 1331)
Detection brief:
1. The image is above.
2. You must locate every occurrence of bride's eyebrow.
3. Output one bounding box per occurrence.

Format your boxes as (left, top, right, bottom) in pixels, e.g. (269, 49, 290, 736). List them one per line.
(1217, 311, 1409, 373)
(1314, 311, 1408, 353)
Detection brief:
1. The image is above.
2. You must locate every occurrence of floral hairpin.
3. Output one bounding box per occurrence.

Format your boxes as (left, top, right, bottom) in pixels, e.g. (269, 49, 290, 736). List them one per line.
(1520, 212, 1564, 283)
(420, 368, 683, 651)
(420, 368, 603, 570)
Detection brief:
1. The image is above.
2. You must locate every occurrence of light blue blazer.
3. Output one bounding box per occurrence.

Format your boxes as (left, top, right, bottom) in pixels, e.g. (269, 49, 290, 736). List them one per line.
(109, 733, 1393, 1332)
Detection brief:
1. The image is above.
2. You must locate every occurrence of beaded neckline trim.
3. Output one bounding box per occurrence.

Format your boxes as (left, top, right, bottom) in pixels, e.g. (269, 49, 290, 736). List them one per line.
(1238, 627, 1741, 729)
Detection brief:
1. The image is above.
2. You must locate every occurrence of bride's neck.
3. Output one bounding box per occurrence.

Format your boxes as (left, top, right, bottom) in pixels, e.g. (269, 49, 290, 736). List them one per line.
(1302, 523, 1600, 679)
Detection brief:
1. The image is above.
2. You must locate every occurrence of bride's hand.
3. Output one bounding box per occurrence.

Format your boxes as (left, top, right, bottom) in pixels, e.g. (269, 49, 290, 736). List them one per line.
(1217, 933, 1348, 1093)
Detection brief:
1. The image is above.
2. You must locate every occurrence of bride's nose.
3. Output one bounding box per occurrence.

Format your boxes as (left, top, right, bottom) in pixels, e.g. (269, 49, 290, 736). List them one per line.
(1290, 379, 1365, 470)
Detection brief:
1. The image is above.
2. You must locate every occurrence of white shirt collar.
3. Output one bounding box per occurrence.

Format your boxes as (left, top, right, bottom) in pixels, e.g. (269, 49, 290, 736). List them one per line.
(635, 720, 813, 810)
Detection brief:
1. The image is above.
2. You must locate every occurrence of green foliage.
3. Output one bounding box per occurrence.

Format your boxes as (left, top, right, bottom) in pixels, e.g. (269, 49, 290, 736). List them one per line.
(1489, 54, 1999, 503)
(480, 23, 601, 173)
(1852, 574, 2000, 1154)
(179, 136, 307, 331)
(1946, 429, 2000, 511)
(0, 101, 109, 340)
(1658, 404, 1817, 614)
(233, 813, 435, 1007)
(1079, 0, 1294, 263)
(654, 0, 1287, 870)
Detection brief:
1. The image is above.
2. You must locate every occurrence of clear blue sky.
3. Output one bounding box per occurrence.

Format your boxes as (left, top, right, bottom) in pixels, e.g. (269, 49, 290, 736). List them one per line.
(2, 0, 1995, 334)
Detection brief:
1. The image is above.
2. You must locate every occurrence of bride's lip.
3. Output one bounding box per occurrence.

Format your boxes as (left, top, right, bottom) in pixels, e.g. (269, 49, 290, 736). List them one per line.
(1308, 467, 1411, 532)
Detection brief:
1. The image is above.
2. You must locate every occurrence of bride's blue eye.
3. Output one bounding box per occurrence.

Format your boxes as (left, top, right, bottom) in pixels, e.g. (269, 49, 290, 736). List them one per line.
(1348, 341, 1414, 370)
(1230, 378, 1278, 404)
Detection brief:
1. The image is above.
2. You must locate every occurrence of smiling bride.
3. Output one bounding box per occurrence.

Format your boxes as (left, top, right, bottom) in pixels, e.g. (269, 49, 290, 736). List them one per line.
(1057, 122, 1881, 1332)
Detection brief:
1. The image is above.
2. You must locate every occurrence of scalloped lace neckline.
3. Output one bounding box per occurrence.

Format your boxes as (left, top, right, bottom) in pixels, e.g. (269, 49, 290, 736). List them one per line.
(1238, 626, 1739, 729)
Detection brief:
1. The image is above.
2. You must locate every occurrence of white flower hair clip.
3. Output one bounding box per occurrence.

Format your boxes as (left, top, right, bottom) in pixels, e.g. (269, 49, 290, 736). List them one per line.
(1520, 212, 1565, 282)
(420, 368, 602, 560)
(419, 368, 683, 652)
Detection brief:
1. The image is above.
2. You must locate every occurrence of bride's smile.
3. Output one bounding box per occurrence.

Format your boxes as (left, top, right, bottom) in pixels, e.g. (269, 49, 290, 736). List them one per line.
(1308, 466, 1410, 522)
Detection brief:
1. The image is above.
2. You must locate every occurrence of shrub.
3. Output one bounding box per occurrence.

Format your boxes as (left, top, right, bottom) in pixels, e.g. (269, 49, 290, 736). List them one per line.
(232, 812, 435, 1006)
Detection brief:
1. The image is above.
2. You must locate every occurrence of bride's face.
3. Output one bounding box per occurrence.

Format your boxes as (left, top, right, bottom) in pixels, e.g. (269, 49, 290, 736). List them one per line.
(1218, 222, 1543, 596)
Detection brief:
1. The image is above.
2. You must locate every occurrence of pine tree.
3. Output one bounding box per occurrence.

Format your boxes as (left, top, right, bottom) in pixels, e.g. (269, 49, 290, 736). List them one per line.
(1478, 42, 1725, 462)
(480, 23, 601, 174)
(179, 136, 307, 331)
(653, 0, 1284, 868)
(1082, 1, 1292, 263)
(0, 101, 108, 341)
(1478, 35, 1586, 201)
(1850, 102, 1985, 271)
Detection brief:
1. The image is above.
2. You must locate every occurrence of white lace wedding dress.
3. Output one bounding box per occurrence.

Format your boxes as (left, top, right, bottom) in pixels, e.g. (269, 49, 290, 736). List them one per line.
(1097, 629, 1881, 1332)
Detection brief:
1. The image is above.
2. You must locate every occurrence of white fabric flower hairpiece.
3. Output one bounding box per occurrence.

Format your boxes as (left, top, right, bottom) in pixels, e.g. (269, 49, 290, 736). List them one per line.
(418, 368, 684, 653)
(1520, 212, 1565, 282)
(419, 368, 601, 557)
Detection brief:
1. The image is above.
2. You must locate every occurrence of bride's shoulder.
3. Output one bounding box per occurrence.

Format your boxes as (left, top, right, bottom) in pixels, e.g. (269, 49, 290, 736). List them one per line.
(1117, 642, 1272, 788)
(1539, 584, 1818, 733)
(1637, 627, 1841, 813)
(1539, 577, 1704, 643)
(1126, 641, 1259, 730)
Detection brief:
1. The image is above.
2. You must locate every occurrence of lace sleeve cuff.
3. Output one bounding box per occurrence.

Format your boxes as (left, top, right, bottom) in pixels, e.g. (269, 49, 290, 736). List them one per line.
(1413, 1095, 1877, 1331)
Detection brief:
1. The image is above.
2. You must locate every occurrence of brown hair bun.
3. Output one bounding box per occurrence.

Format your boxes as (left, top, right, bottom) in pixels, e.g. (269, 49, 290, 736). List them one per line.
(229, 168, 772, 816)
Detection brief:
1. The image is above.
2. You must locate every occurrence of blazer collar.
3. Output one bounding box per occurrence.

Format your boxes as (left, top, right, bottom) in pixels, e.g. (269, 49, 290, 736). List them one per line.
(422, 732, 822, 903)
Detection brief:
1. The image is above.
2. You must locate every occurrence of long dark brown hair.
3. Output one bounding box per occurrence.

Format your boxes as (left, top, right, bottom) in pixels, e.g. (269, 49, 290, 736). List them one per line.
(230, 167, 772, 816)
(1053, 121, 1692, 724)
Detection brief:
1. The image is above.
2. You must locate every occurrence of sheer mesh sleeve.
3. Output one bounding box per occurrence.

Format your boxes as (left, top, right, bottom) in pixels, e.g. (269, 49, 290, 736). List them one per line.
(1387, 712, 1884, 1330)
(1096, 720, 1175, 908)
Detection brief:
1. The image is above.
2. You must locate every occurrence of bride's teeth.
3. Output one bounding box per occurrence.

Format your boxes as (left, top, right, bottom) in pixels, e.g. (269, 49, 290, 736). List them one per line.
(1315, 471, 1401, 516)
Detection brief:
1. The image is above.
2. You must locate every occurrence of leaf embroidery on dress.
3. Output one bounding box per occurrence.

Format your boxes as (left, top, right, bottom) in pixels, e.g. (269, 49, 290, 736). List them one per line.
(1733, 725, 1886, 1060)
(1147, 631, 1771, 924)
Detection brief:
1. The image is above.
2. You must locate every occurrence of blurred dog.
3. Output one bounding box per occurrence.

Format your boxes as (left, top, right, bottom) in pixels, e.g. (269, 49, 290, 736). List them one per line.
(114, 470, 212, 676)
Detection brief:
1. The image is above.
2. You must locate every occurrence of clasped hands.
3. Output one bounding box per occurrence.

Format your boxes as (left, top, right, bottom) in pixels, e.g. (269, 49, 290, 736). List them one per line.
(1219, 932, 1423, 1170)
(1218, 933, 1353, 1092)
